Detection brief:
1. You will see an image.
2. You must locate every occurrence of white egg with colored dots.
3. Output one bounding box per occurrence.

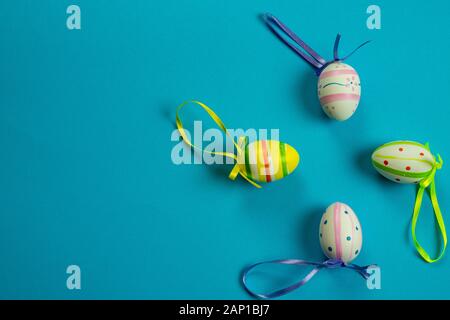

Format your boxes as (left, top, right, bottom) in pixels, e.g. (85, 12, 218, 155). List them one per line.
(234, 138, 300, 184)
(319, 202, 363, 264)
(317, 62, 361, 121)
(371, 141, 435, 184)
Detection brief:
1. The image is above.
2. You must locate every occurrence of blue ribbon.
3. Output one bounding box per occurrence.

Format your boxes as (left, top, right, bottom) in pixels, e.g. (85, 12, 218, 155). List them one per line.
(263, 13, 371, 76)
(242, 258, 376, 299)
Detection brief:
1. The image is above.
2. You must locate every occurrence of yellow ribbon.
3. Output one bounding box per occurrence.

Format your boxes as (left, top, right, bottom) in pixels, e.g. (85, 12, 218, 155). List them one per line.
(176, 100, 261, 188)
(411, 153, 447, 263)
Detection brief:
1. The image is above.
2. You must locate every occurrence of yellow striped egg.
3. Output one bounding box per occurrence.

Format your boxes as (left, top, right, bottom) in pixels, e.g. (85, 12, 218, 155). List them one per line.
(318, 62, 361, 121)
(236, 139, 299, 183)
(319, 202, 363, 263)
(372, 141, 435, 184)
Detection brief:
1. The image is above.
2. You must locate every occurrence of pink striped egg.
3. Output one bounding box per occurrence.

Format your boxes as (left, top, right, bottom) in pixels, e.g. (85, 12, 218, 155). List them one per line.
(319, 202, 363, 263)
(317, 62, 361, 121)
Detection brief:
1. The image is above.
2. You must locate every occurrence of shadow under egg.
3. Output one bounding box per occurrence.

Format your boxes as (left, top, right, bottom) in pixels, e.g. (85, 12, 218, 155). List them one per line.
(295, 206, 326, 260)
(296, 71, 329, 121)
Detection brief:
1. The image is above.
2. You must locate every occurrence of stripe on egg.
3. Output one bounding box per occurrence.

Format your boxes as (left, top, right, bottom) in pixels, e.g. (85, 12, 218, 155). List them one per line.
(244, 138, 253, 181)
(319, 93, 360, 105)
(279, 142, 288, 176)
(242, 140, 296, 182)
(347, 206, 355, 262)
(245, 141, 277, 182)
(334, 203, 343, 260)
(248, 142, 259, 181)
(372, 160, 431, 178)
(270, 140, 283, 181)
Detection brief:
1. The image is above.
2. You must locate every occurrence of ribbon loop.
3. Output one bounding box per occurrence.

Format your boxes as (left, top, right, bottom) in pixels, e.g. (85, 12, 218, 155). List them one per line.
(263, 13, 325, 70)
(176, 100, 261, 188)
(333, 33, 342, 61)
(242, 258, 375, 299)
(411, 152, 447, 263)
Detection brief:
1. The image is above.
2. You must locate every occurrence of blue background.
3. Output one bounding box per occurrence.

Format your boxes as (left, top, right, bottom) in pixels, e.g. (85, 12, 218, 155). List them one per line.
(1, 0, 449, 299)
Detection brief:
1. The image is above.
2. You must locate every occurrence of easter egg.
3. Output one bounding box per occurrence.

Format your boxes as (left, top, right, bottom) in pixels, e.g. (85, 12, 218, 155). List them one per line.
(236, 138, 299, 183)
(317, 62, 361, 121)
(319, 202, 363, 263)
(371, 141, 435, 184)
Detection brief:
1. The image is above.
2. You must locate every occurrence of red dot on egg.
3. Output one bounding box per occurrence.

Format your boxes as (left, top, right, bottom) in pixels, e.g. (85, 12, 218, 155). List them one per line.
(399, 148, 404, 152)
(406, 166, 411, 171)
(384, 160, 389, 165)
(420, 152, 424, 156)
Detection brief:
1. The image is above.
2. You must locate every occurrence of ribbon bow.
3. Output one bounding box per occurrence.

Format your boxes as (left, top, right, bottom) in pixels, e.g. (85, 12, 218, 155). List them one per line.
(176, 100, 262, 188)
(242, 258, 376, 299)
(412, 150, 446, 263)
(263, 13, 370, 76)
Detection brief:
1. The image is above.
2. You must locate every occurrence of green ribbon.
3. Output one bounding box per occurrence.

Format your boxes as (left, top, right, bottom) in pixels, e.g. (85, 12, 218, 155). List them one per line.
(412, 153, 447, 263)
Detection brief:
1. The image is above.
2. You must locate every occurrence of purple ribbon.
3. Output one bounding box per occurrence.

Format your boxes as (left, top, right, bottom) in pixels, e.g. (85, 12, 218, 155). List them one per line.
(263, 13, 371, 75)
(242, 258, 376, 299)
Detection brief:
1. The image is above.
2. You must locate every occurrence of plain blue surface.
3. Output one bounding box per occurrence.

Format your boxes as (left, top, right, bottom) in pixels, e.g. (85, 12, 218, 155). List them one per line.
(1, 0, 449, 299)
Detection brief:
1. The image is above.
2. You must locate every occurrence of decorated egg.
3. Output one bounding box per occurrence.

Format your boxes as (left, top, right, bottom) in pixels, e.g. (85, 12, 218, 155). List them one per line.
(318, 62, 361, 121)
(319, 202, 363, 263)
(234, 138, 300, 183)
(371, 140, 446, 263)
(371, 141, 435, 184)
(243, 201, 376, 298)
(176, 100, 301, 188)
(263, 14, 369, 122)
